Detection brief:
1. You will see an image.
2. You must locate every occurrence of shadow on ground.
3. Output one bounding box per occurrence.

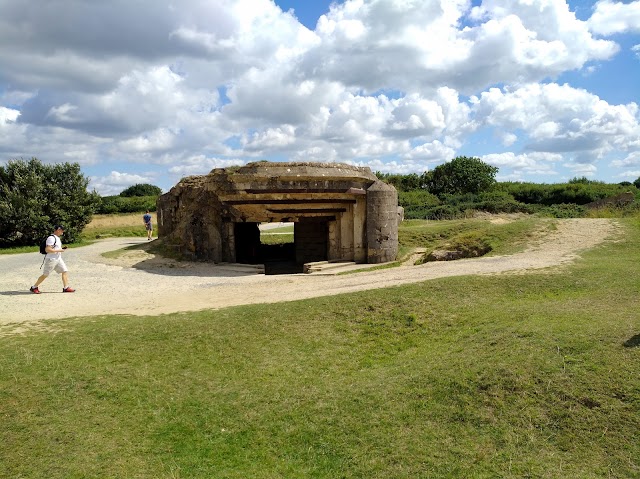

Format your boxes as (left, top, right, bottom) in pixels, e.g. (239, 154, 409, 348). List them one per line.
(623, 334, 640, 348)
(100, 241, 266, 278)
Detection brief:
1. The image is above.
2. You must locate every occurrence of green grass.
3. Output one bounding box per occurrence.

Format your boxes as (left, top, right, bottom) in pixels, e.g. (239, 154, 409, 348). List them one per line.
(262, 225, 294, 234)
(400, 216, 548, 257)
(1, 219, 640, 478)
(0, 244, 41, 255)
(0, 241, 91, 255)
(80, 226, 147, 240)
(80, 226, 147, 242)
(585, 205, 640, 218)
(260, 225, 294, 245)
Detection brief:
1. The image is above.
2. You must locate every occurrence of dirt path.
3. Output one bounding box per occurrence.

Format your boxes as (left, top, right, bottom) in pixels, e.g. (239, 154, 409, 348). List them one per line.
(0, 218, 622, 335)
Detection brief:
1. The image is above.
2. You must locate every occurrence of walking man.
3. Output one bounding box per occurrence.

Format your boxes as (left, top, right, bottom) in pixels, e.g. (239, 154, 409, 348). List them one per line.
(30, 225, 75, 294)
(143, 210, 153, 240)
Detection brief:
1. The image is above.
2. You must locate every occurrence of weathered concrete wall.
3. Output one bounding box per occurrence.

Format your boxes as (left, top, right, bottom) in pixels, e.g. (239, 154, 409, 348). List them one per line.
(157, 176, 226, 261)
(157, 162, 398, 266)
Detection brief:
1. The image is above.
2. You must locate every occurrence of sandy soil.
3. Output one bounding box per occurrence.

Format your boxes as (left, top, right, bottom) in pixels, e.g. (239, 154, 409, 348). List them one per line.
(0, 218, 622, 336)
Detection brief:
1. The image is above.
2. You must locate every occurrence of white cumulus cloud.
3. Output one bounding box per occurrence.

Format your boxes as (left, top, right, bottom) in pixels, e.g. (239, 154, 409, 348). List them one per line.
(89, 171, 157, 195)
(0, 0, 638, 189)
(588, 0, 640, 35)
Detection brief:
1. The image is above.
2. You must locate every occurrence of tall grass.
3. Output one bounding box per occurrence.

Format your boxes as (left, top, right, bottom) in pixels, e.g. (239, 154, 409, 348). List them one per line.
(1, 219, 639, 477)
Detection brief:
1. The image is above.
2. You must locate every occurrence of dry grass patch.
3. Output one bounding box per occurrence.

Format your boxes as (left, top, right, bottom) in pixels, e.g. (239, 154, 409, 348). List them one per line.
(85, 213, 147, 230)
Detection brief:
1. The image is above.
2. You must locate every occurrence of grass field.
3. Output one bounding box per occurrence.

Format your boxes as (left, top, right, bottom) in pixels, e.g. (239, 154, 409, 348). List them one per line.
(260, 224, 294, 245)
(81, 212, 151, 239)
(1, 217, 639, 478)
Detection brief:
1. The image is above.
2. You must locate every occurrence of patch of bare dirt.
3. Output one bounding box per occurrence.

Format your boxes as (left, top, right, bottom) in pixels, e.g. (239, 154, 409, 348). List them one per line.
(0, 218, 622, 336)
(472, 212, 529, 224)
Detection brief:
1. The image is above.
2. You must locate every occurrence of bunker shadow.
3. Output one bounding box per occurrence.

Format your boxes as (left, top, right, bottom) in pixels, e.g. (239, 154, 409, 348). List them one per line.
(101, 241, 264, 278)
(120, 255, 267, 278)
(623, 334, 640, 348)
(104, 239, 302, 277)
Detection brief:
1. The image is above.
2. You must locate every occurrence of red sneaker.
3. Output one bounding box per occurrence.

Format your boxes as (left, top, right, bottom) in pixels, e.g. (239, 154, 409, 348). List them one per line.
(62, 287, 75, 293)
(30, 286, 41, 294)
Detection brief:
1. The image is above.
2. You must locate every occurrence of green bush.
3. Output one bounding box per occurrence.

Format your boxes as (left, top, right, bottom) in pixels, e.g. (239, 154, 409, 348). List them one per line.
(398, 190, 440, 207)
(377, 172, 425, 192)
(386, 171, 637, 220)
(400, 189, 534, 220)
(0, 158, 100, 246)
(418, 204, 466, 220)
(423, 156, 498, 196)
(96, 195, 157, 214)
(540, 203, 587, 218)
(497, 181, 635, 206)
(119, 183, 162, 197)
(475, 191, 535, 214)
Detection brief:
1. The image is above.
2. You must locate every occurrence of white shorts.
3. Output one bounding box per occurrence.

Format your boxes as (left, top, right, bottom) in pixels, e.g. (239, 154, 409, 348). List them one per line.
(42, 257, 68, 276)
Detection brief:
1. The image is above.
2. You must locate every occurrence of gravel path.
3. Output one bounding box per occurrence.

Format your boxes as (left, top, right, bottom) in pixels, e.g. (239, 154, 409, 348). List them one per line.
(0, 218, 621, 335)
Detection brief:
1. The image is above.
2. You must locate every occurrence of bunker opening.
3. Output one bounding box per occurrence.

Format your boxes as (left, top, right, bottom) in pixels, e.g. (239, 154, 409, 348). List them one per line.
(234, 219, 331, 274)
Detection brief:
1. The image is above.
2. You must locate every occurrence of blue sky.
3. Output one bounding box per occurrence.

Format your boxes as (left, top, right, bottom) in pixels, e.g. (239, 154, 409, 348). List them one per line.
(0, 0, 639, 194)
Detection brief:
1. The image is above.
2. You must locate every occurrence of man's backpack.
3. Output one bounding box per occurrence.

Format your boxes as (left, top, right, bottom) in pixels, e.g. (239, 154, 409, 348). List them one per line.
(39, 235, 54, 255)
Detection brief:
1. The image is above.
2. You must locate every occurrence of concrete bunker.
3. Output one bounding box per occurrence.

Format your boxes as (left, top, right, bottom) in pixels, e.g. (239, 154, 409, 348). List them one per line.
(157, 162, 398, 273)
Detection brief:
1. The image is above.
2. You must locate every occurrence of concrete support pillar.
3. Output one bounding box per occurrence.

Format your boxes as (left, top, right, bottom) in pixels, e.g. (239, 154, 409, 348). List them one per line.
(353, 197, 367, 262)
(339, 206, 355, 260)
(327, 217, 341, 260)
(221, 221, 235, 263)
(366, 181, 399, 263)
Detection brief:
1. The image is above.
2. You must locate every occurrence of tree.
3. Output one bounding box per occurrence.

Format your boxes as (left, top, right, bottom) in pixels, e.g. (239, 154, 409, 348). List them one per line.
(568, 176, 604, 185)
(634, 177, 640, 189)
(119, 183, 162, 197)
(0, 158, 100, 246)
(423, 156, 498, 196)
(375, 172, 423, 191)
